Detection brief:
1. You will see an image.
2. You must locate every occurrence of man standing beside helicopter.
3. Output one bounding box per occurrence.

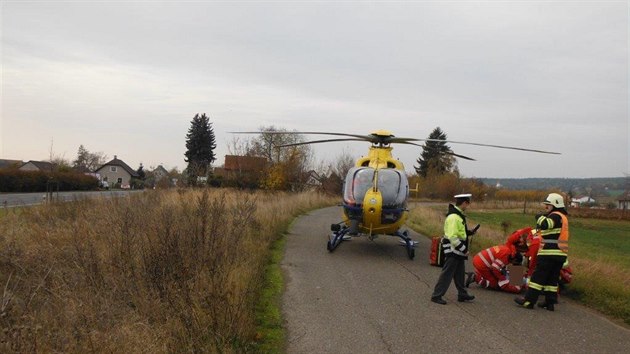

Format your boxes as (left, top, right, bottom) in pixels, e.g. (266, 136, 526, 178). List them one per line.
(431, 194, 478, 305)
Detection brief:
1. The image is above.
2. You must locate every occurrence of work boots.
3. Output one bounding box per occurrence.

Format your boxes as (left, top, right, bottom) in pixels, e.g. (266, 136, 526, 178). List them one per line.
(457, 294, 475, 302)
(537, 302, 555, 311)
(431, 297, 447, 305)
(514, 297, 534, 309)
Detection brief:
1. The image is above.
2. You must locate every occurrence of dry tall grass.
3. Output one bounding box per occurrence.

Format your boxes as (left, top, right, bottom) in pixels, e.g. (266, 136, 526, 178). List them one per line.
(0, 189, 334, 352)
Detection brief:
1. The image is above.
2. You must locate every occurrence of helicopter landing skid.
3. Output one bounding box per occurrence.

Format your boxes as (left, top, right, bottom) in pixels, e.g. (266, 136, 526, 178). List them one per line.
(394, 230, 415, 260)
(327, 224, 351, 252)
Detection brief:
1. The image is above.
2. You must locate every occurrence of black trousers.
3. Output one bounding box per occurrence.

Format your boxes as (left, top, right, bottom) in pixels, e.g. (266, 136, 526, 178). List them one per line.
(524, 255, 566, 304)
(432, 255, 469, 298)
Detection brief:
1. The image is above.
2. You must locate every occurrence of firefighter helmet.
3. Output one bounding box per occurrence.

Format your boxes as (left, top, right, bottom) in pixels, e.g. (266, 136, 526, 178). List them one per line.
(543, 193, 565, 208)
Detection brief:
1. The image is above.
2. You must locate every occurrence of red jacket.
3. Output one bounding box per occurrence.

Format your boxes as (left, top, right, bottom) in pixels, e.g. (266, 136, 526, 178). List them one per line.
(473, 245, 514, 289)
(524, 233, 542, 277)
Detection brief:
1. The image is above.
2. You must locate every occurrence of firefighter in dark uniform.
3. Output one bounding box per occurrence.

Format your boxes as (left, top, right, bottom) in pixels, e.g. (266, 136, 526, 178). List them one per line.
(515, 193, 570, 311)
(431, 194, 478, 305)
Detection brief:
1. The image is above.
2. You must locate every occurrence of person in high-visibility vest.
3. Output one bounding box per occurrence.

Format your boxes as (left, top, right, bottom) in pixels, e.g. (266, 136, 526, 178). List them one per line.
(430, 194, 478, 305)
(523, 231, 573, 290)
(515, 193, 569, 311)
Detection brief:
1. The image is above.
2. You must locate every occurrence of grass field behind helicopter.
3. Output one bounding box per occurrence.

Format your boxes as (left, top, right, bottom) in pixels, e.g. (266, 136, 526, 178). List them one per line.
(407, 203, 630, 326)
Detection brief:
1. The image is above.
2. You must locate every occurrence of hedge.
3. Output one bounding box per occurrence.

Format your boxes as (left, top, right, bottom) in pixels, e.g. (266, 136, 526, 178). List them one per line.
(0, 170, 99, 192)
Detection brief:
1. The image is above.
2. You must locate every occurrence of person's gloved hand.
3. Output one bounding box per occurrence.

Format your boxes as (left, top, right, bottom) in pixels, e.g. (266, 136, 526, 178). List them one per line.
(500, 282, 522, 294)
(522, 277, 529, 291)
(467, 224, 480, 236)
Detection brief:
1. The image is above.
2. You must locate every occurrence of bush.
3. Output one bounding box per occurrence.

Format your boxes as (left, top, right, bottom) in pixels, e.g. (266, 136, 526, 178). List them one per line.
(0, 170, 98, 192)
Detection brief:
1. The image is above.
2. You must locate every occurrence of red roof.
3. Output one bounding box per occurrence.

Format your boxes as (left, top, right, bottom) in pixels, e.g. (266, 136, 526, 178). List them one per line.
(224, 155, 267, 171)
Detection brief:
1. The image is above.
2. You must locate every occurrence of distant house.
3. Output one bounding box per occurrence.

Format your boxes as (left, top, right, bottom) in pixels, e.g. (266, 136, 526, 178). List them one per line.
(570, 196, 596, 208)
(0, 159, 23, 169)
(212, 155, 268, 187)
(619, 192, 630, 210)
(302, 170, 323, 190)
(153, 165, 169, 182)
(224, 155, 268, 173)
(151, 165, 174, 187)
(95, 155, 139, 188)
(214, 155, 268, 178)
(19, 160, 56, 172)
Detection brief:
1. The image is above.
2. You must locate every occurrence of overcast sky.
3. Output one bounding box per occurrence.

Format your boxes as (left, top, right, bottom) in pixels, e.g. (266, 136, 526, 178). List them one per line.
(1, 1, 628, 178)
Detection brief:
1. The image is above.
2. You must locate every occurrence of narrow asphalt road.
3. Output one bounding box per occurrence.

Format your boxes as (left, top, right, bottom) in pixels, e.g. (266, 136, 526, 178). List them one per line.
(282, 206, 629, 353)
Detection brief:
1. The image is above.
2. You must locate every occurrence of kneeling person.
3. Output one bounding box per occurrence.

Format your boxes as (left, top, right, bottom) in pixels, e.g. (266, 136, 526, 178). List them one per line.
(468, 244, 523, 294)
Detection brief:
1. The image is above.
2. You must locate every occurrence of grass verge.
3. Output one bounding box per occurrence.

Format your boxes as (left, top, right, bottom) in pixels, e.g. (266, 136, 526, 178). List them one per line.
(253, 233, 287, 353)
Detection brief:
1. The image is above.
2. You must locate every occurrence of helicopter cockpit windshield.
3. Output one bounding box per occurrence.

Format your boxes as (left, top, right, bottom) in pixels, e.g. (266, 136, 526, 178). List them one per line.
(377, 168, 408, 207)
(343, 167, 408, 208)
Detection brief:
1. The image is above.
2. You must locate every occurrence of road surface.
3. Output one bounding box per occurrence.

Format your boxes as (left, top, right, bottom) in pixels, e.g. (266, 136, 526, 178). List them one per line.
(282, 206, 629, 353)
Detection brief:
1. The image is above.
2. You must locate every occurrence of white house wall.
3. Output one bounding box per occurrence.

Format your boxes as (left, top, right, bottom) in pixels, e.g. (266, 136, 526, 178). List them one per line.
(98, 166, 132, 187)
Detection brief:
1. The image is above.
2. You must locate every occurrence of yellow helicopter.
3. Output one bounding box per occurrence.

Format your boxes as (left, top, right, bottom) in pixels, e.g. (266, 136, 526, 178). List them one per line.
(234, 129, 560, 259)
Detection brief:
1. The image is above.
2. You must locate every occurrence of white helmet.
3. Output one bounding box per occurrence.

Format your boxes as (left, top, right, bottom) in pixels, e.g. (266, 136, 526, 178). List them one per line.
(543, 193, 565, 208)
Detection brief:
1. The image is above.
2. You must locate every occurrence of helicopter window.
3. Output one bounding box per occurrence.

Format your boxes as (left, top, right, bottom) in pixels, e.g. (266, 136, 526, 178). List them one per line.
(343, 167, 408, 208)
(377, 169, 409, 207)
(343, 167, 375, 205)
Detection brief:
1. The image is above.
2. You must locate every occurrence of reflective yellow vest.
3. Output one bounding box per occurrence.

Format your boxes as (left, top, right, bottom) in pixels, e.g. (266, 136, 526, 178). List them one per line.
(537, 211, 569, 256)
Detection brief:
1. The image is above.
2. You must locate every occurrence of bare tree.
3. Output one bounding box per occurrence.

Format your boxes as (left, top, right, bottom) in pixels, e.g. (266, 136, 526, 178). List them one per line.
(249, 126, 313, 165)
(73, 145, 108, 171)
(328, 148, 355, 180)
(227, 136, 253, 158)
(242, 126, 314, 190)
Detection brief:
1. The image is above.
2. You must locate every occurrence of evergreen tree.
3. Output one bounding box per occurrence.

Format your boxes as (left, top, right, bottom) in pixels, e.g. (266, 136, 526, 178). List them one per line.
(136, 163, 146, 180)
(415, 127, 456, 177)
(184, 113, 217, 182)
(73, 145, 90, 170)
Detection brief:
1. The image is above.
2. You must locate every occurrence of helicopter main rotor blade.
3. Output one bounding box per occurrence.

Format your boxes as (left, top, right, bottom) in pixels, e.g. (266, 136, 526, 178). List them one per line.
(418, 139, 561, 155)
(399, 141, 476, 161)
(275, 138, 367, 147)
(230, 131, 560, 155)
(230, 131, 373, 141)
(388, 137, 422, 143)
